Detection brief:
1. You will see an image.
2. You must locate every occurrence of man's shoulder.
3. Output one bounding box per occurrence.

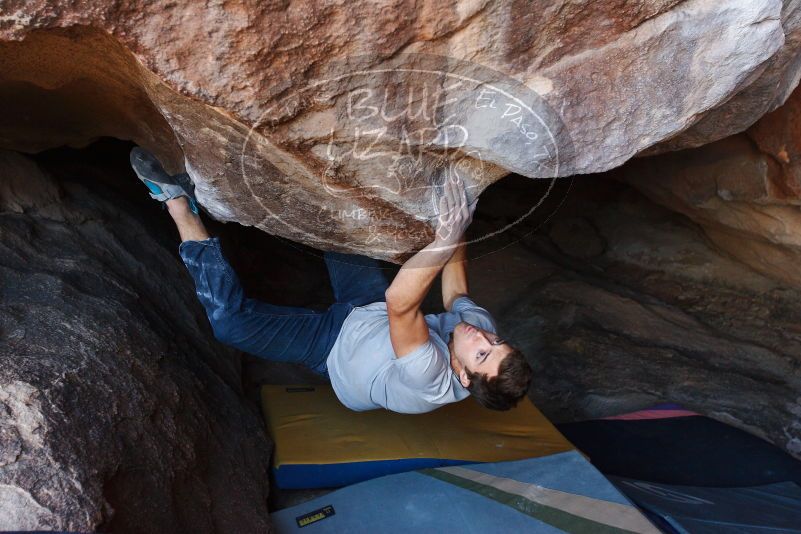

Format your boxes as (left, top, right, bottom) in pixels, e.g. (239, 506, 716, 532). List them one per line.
(451, 294, 485, 312)
(451, 295, 497, 332)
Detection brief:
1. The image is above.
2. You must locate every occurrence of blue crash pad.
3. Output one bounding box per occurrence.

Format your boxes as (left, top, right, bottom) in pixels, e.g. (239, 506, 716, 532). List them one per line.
(271, 451, 658, 533)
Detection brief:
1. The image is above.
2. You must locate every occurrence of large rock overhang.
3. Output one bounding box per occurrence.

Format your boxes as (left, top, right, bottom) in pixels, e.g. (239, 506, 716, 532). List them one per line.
(0, 0, 798, 260)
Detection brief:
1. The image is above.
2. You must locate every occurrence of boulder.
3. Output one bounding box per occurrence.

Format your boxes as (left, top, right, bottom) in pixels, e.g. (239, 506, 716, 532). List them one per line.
(0, 0, 798, 259)
(618, 83, 801, 287)
(643, 0, 801, 154)
(0, 150, 272, 532)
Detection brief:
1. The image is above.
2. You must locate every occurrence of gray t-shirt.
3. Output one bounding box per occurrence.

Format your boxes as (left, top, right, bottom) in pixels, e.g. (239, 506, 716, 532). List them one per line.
(326, 296, 498, 414)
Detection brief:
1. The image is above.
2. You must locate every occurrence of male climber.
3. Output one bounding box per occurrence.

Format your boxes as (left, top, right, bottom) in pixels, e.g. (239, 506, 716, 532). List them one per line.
(130, 148, 533, 414)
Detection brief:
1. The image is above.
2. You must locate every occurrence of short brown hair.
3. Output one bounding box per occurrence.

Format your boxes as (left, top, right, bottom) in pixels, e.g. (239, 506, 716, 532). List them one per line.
(466, 348, 532, 411)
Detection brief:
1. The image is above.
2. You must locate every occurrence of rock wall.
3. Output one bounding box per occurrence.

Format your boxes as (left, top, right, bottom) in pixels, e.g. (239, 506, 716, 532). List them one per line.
(0, 1, 799, 259)
(618, 84, 801, 287)
(494, 183, 801, 458)
(0, 150, 272, 532)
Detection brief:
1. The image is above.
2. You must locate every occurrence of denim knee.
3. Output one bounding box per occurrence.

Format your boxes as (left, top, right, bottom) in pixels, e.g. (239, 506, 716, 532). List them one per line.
(207, 311, 238, 346)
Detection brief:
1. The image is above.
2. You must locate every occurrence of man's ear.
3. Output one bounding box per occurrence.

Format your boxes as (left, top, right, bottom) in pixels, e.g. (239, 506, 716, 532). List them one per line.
(459, 368, 471, 388)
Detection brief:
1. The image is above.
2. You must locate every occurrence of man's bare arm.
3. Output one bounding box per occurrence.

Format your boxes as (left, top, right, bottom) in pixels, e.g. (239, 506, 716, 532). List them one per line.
(385, 241, 453, 357)
(441, 237, 468, 311)
(385, 177, 476, 357)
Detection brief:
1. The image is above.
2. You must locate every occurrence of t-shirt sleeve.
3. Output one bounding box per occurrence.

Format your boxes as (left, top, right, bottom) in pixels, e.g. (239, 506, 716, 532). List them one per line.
(451, 295, 498, 333)
(394, 340, 452, 394)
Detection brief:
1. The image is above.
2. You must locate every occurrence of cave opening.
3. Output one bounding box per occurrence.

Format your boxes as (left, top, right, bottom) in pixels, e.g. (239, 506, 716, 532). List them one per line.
(10, 136, 801, 516)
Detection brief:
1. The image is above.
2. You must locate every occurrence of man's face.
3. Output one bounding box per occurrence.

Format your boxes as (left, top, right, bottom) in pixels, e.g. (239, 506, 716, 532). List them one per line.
(450, 321, 513, 387)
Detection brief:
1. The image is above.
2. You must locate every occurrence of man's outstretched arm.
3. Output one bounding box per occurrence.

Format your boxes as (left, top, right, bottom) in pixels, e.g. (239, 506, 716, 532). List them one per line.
(385, 178, 476, 357)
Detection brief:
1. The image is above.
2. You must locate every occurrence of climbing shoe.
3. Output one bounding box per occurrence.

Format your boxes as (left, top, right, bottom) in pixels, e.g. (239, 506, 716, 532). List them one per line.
(130, 147, 200, 215)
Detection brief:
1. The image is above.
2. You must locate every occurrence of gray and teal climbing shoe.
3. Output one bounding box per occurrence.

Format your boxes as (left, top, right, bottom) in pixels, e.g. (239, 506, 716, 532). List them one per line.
(130, 147, 200, 215)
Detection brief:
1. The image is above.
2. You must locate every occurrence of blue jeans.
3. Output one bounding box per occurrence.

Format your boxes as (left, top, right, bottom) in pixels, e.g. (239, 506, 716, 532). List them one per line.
(179, 237, 390, 376)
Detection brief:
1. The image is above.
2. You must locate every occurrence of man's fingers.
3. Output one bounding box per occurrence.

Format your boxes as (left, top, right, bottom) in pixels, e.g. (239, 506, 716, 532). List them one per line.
(451, 176, 463, 210)
(437, 186, 448, 218)
(452, 176, 470, 222)
(435, 179, 455, 242)
(459, 180, 470, 218)
(435, 174, 478, 238)
(437, 179, 451, 219)
(442, 180, 454, 222)
(446, 176, 458, 217)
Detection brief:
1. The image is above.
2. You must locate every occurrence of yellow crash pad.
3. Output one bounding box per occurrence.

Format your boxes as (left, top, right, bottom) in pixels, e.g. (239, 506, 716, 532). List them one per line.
(261, 385, 574, 488)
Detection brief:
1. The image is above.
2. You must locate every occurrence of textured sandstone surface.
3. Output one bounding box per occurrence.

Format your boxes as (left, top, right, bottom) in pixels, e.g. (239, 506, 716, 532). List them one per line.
(617, 83, 801, 287)
(749, 82, 801, 199)
(0, 150, 272, 532)
(643, 0, 801, 154)
(0, 0, 799, 259)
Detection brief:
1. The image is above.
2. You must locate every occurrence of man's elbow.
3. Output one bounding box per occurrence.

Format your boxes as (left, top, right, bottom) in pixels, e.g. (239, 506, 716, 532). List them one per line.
(444, 292, 469, 312)
(385, 288, 414, 315)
